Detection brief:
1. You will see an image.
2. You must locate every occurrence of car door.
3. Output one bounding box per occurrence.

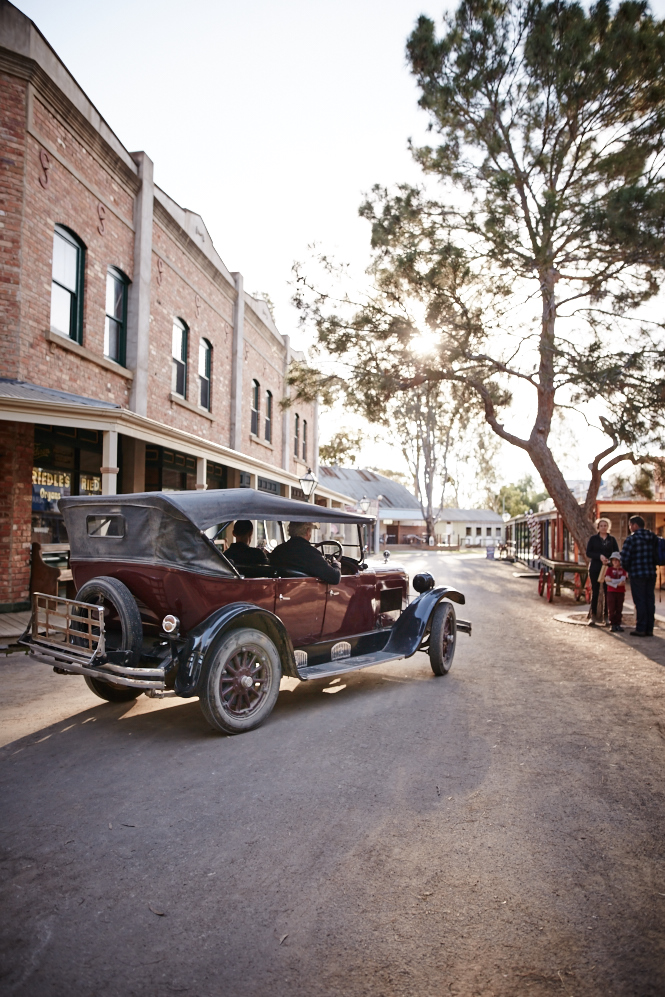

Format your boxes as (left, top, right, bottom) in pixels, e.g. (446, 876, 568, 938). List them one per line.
(274, 577, 327, 646)
(320, 571, 376, 642)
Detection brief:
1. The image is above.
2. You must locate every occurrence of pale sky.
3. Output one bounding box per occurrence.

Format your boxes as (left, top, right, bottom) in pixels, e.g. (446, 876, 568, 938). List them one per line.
(16, 0, 665, 496)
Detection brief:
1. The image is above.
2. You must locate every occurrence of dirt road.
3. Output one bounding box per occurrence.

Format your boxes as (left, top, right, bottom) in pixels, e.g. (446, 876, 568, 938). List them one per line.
(1, 553, 664, 997)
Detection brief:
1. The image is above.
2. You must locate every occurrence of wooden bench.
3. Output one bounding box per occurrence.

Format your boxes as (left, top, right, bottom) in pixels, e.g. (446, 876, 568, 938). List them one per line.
(30, 542, 74, 599)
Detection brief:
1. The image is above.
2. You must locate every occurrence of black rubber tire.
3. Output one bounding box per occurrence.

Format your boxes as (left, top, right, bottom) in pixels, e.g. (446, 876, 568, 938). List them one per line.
(199, 627, 282, 734)
(84, 674, 141, 702)
(428, 601, 457, 676)
(75, 576, 143, 703)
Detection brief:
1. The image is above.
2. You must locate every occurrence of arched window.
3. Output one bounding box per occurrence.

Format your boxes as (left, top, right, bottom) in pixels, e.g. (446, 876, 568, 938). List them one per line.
(302, 419, 308, 462)
(104, 266, 129, 364)
(172, 318, 188, 397)
(251, 379, 260, 436)
(265, 390, 273, 442)
(294, 413, 300, 458)
(50, 225, 85, 343)
(199, 338, 212, 410)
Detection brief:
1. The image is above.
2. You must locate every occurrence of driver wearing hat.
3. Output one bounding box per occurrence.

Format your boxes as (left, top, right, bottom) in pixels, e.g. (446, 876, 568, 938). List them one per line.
(270, 522, 341, 584)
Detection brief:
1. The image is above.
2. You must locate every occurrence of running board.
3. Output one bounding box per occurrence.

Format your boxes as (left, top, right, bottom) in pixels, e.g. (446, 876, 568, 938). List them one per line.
(298, 650, 405, 682)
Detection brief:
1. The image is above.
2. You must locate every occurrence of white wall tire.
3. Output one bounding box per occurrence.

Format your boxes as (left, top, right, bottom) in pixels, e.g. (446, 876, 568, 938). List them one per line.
(199, 628, 282, 734)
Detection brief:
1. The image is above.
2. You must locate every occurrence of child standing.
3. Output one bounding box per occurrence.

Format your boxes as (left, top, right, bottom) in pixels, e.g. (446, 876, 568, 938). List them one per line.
(605, 551, 628, 632)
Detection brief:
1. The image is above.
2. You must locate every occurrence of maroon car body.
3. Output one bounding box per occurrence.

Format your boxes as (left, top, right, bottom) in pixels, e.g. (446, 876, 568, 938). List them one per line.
(21, 489, 469, 735)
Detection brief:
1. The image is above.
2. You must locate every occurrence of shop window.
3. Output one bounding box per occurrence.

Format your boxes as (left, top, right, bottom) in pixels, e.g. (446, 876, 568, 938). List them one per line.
(265, 390, 273, 443)
(199, 339, 212, 410)
(258, 476, 279, 494)
(104, 267, 128, 364)
(251, 379, 260, 436)
(302, 419, 307, 462)
(50, 225, 84, 342)
(172, 318, 188, 397)
(294, 414, 300, 458)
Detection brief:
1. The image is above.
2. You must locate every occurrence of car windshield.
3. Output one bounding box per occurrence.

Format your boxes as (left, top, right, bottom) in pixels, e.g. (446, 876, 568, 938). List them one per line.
(203, 520, 368, 561)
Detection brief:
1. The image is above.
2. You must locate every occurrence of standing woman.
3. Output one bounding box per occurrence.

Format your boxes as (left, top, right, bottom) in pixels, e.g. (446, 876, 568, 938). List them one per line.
(586, 517, 619, 623)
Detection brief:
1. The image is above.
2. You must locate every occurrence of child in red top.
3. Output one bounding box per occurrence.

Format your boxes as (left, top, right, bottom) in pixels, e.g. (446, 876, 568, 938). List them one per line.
(605, 551, 628, 632)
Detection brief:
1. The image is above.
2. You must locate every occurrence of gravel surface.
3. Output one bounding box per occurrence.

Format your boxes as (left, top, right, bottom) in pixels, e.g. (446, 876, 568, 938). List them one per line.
(1, 553, 664, 997)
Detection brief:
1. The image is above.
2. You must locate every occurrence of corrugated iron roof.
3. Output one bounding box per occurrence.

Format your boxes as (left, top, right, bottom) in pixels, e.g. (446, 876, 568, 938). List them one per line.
(319, 466, 503, 521)
(319, 466, 421, 509)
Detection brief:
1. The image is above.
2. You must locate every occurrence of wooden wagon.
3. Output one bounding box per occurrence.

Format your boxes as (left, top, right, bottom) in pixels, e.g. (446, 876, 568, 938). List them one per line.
(537, 557, 591, 604)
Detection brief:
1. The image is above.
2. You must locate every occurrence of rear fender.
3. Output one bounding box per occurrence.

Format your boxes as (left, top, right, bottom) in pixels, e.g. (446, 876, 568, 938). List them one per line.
(383, 586, 465, 659)
(175, 602, 298, 697)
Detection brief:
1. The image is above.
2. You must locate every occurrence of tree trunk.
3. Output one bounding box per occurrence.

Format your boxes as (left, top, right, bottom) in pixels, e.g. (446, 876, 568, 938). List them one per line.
(526, 438, 595, 560)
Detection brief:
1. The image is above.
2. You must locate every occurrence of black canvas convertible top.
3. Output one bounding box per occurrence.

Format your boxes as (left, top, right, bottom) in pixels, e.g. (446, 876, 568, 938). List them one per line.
(60, 488, 373, 529)
(59, 489, 373, 575)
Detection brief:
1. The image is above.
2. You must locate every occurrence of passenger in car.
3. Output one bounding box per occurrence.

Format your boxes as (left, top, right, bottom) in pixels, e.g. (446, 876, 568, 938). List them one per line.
(224, 520, 270, 568)
(270, 522, 341, 584)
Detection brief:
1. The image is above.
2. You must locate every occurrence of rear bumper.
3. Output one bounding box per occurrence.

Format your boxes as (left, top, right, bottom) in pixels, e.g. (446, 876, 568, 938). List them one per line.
(18, 592, 167, 691)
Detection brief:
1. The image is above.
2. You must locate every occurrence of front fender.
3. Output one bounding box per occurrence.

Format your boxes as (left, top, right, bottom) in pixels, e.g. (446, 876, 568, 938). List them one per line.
(383, 586, 465, 659)
(174, 602, 298, 697)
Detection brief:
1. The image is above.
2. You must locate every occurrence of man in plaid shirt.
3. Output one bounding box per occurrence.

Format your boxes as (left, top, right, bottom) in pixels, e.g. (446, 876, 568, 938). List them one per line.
(620, 515, 658, 637)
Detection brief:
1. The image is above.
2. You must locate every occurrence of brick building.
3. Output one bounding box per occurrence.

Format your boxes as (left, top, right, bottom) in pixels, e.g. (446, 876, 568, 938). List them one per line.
(0, 1, 349, 611)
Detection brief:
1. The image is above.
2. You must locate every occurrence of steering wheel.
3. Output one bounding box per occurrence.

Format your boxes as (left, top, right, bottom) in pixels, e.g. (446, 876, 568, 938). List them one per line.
(313, 540, 343, 564)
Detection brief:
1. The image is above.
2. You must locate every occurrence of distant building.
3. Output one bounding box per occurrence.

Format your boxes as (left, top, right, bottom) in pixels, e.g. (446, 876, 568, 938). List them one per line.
(319, 466, 505, 548)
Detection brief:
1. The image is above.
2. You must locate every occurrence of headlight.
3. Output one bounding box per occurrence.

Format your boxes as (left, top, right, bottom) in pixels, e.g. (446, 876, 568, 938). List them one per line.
(162, 614, 180, 634)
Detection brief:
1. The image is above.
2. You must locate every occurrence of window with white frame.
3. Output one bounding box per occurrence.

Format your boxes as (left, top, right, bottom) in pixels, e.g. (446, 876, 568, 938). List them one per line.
(265, 389, 273, 442)
(50, 225, 84, 342)
(294, 414, 300, 458)
(302, 419, 308, 462)
(104, 267, 128, 364)
(172, 318, 188, 397)
(199, 339, 211, 410)
(251, 379, 260, 436)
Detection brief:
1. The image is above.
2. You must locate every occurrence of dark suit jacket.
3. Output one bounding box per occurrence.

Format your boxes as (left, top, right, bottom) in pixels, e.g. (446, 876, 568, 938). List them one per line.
(225, 541, 270, 567)
(269, 536, 341, 584)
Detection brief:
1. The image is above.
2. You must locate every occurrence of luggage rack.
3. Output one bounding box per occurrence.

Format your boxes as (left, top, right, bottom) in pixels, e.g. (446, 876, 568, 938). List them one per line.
(19, 593, 166, 690)
(22, 591, 106, 664)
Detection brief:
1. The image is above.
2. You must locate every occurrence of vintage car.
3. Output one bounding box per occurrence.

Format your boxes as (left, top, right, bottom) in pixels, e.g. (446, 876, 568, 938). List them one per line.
(20, 489, 471, 734)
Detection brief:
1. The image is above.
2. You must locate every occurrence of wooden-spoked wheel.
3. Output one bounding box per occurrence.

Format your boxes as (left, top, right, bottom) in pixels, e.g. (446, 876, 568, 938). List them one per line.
(538, 567, 546, 597)
(199, 627, 281, 734)
(584, 576, 592, 604)
(546, 571, 554, 603)
(573, 573, 583, 601)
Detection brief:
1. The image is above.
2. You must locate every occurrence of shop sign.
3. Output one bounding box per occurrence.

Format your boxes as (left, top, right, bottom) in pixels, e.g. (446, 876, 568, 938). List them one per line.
(79, 474, 102, 495)
(32, 468, 71, 512)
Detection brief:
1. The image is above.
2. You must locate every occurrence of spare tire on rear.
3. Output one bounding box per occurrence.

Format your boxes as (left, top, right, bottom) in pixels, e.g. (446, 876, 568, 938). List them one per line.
(75, 576, 143, 702)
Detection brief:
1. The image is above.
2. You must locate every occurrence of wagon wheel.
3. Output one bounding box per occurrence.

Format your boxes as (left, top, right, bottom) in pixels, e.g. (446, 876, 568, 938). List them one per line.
(584, 576, 592, 604)
(573, 572, 583, 601)
(546, 571, 554, 603)
(538, 567, 546, 597)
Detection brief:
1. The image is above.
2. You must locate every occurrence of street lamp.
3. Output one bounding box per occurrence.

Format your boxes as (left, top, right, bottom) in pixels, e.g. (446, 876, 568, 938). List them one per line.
(374, 494, 383, 554)
(299, 467, 318, 503)
(358, 494, 370, 515)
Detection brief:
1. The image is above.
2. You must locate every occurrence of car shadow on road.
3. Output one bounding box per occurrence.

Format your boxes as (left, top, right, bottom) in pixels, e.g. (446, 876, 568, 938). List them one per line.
(0, 658, 440, 759)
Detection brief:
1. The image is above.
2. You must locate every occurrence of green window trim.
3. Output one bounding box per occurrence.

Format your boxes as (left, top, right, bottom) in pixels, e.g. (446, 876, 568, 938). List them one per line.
(51, 225, 85, 344)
